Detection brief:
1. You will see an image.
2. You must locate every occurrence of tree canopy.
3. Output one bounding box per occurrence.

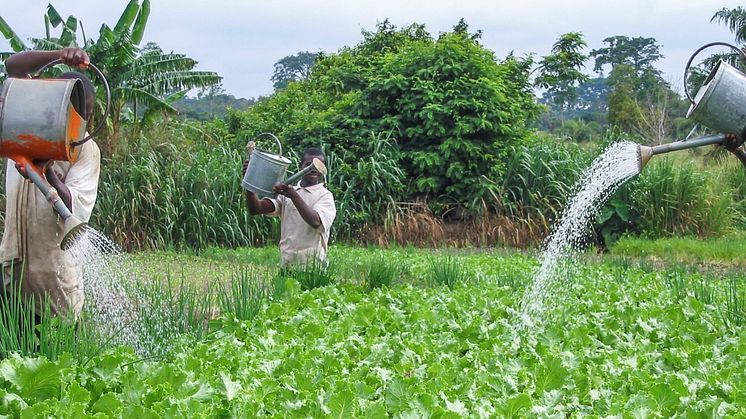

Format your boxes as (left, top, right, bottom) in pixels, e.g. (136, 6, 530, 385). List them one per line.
(227, 20, 540, 212)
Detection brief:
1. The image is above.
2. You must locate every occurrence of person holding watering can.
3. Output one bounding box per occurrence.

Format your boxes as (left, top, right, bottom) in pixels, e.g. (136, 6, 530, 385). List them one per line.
(244, 145, 336, 268)
(0, 48, 101, 320)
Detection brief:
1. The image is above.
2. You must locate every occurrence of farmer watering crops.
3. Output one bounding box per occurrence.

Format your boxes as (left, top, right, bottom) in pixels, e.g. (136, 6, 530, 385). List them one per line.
(243, 145, 336, 267)
(0, 48, 101, 320)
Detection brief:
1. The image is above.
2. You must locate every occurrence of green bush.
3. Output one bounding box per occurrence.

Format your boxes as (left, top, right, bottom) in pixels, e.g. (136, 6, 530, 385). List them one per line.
(226, 21, 540, 214)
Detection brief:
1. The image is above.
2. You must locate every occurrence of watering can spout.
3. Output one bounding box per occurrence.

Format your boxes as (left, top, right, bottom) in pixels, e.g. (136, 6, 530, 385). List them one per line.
(24, 162, 88, 250)
(636, 134, 727, 171)
(637, 145, 654, 171)
(61, 216, 88, 251)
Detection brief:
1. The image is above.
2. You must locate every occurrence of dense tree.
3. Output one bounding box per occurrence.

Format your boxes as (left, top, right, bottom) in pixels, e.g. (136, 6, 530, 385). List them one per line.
(227, 21, 540, 214)
(271, 51, 318, 90)
(174, 83, 257, 121)
(535, 32, 589, 117)
(590, 36, 663, 77)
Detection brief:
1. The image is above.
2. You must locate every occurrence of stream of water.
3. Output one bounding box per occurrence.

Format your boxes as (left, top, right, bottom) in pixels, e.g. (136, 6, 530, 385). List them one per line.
(518, 141, 642, 327)
(65, 228, 165, 356)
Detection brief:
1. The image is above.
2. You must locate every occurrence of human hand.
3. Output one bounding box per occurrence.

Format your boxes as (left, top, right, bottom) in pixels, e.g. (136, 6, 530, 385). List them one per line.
(59, 48, 89, 69)
(722, 133, 744, 152)
(272, 183, 297, 198)
(14, 160, 50, 180)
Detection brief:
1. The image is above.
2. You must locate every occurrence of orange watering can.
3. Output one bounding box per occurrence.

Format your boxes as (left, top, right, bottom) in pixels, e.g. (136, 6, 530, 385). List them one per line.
(0, 59, 110, 248)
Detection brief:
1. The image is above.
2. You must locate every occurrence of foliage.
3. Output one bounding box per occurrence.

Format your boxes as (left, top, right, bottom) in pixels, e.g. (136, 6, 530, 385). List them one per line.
(90, 120, 277, 251)
(271, 51, 319, 90)
(0, 275, 97, 361)
(428, 255, 469, 288)
(535, 32, 589, 115)
(0, 1, 222, 156)
(609, 231, 746, 264)
(278, 260, 336, 291)
(711, 6, 746, 44)
(217, 268, 267, 321)
(365, 254, 402, 290)
(226, 20, 540, 214)
(325, 131, 406, 239)
(0, 249, 745, 416)
(495, 134, 594, 233)
(590, 35, 663, 77)
(173, 84, 257, 121)
(630, 157, 737, 238)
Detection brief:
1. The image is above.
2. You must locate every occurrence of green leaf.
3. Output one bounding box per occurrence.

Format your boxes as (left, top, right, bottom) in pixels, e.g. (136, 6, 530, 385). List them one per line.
(91, 393, 123, 416)
(328, 389, 356, 418)
(131, 0, 150, 44)
(45, 4, 63, 27)
(218, 371, 242, 401)
(122, 405, 160, 419)
(63, 381, 90, 405)
(0, 356, 63, 403)
(0, 16, 28, 52)
(498, 393, 532, 418)
(384, 379, 410, 414)
(533, 356, 567, 396)
(113, 0, 140, 35)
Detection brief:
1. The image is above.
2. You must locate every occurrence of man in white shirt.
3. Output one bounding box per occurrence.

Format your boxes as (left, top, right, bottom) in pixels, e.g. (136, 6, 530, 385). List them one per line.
(0, 48, 101, 318)
(244, 148, 336, 267)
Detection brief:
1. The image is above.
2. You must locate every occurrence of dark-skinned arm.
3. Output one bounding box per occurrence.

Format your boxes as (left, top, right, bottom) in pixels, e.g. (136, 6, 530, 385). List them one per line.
(723, 133, 746, 170)
(245, 190, 275, 215)
(5, 48, 89, 78)
(273, 183, 322, 228)
(45, 165, 72, 211)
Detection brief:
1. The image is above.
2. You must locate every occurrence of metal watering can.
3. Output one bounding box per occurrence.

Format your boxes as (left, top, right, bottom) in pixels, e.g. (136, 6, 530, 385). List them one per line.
(0, 59, 111, 249)
(637, 42, 746, 170)
(241, 132, 327, 197)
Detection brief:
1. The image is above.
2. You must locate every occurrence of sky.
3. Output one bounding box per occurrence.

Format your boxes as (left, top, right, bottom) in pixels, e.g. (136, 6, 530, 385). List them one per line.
(1, 0, 744, 99)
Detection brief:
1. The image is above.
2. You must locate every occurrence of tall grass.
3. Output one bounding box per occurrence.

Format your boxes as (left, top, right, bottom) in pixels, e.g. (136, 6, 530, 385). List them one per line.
(428, 256, 469, 289)
(92, 121, 277, 251)
(365, 254, 401, 290)
(631, 157, 736, 238)
(217, 268, 267, 321)
(496, 135, 593, 234)
(0, 267, 99, 361)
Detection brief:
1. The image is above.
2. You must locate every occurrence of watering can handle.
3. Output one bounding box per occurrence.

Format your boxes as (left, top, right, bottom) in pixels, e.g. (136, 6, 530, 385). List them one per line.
(255, 132, 283, 157)
(35, 59, 111, 147)
(683, 42, 746, 104)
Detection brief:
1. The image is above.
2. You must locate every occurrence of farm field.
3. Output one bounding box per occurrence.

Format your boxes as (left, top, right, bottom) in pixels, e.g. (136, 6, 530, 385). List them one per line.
(0, 241, 744, 417)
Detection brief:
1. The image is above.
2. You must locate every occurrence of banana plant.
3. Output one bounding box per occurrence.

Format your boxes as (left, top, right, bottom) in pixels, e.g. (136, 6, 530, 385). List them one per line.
(0, 0, 222, 156)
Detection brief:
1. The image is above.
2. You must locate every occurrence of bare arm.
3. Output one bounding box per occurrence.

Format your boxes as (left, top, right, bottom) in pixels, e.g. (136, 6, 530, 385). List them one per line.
(245, 191, 275, 215)
(723, 133, 746, 170)
(5, 48, 89, 78)
(273, 183, 322, 228)
(45, 165, 72, 211)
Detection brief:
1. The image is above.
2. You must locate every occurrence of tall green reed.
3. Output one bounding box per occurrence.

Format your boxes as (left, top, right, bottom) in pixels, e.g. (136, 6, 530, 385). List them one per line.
(0, 267, 99, 361)
(217, 267, 267, 321)
(92, 121, 278, 251)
